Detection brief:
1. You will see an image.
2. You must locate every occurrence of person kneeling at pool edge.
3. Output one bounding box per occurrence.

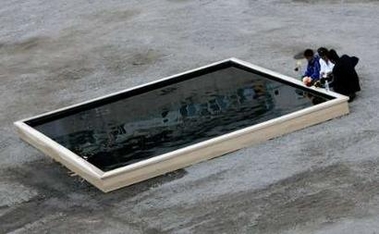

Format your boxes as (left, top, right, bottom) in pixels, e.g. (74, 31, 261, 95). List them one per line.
(302, 49, 321, 87)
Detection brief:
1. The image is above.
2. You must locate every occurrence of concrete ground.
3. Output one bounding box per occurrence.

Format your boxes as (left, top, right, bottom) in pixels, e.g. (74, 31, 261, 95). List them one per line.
(1, 0, 379, 233)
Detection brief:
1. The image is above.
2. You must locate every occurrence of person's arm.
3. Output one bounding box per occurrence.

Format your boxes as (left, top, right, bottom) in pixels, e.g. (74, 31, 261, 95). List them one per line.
(303, 63, 311, 78)
(319, 59, 326, 78)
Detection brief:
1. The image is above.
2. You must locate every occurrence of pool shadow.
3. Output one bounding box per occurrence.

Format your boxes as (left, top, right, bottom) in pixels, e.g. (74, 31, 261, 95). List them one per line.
(0, 159, 187, 233)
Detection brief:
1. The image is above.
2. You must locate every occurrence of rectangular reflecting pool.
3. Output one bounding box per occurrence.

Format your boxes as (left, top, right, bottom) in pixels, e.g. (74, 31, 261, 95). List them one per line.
(15, 58, 349, 192)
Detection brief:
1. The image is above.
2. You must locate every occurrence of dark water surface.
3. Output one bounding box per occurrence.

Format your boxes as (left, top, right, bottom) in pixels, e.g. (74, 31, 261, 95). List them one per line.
(29, 64, 332, 171)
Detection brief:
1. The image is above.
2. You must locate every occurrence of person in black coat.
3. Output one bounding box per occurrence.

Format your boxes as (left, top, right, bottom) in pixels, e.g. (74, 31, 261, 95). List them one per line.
(327, 49, 361, 102)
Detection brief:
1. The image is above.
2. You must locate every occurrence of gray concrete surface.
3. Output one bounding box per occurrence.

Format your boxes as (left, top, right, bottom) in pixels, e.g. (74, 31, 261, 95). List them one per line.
(1, 0, 379, 233)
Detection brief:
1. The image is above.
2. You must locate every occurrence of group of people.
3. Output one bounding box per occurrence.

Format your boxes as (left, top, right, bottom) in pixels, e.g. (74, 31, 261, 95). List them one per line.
(301, 47, 361, 102)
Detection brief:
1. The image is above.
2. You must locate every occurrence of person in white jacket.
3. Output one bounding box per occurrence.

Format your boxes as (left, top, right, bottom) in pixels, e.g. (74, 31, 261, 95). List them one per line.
(317, 47, 334, 79)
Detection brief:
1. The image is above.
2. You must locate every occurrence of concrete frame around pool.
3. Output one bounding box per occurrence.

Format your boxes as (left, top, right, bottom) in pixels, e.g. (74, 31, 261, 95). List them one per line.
(14, 58, 350, 192)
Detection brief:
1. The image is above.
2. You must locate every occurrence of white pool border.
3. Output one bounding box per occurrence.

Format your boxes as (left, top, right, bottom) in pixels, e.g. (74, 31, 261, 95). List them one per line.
(14, 58, 349, 192)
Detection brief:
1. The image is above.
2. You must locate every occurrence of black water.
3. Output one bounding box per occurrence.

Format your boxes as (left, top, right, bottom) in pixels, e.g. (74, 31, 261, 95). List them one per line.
(30, 64, 332, 171)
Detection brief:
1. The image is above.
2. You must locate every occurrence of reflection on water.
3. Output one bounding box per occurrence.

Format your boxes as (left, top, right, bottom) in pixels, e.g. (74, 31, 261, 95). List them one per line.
(33, 67, 330, 171)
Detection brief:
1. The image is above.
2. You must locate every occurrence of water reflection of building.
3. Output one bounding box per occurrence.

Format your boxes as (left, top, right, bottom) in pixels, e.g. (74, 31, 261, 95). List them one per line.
(48, 80, 276, 162)
(112, 81, 310, 143)
(122, 82, 271, 135)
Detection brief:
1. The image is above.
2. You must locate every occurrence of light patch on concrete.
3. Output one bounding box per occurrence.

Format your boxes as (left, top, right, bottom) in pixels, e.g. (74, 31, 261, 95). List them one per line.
(0, 183, 38, 207)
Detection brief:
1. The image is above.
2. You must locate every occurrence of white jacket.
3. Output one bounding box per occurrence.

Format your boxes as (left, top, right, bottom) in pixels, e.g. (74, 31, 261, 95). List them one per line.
(319, 58, 335, 78)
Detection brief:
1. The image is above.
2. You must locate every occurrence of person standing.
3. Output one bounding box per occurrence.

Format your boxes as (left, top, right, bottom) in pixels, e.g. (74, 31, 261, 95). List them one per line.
(302, 49, 321, 87)
(327, 49, 361, 102)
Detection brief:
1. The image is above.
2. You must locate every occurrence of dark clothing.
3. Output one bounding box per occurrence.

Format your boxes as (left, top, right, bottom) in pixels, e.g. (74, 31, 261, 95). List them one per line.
(303, 55, 321, 80)
(332, 55, 361, 96)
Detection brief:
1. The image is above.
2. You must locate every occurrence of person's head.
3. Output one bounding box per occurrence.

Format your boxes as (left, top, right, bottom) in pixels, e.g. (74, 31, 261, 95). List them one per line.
(303, 49, 314, 62)
(327, 49, 339, 64)
(317, 47, 329, 61)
